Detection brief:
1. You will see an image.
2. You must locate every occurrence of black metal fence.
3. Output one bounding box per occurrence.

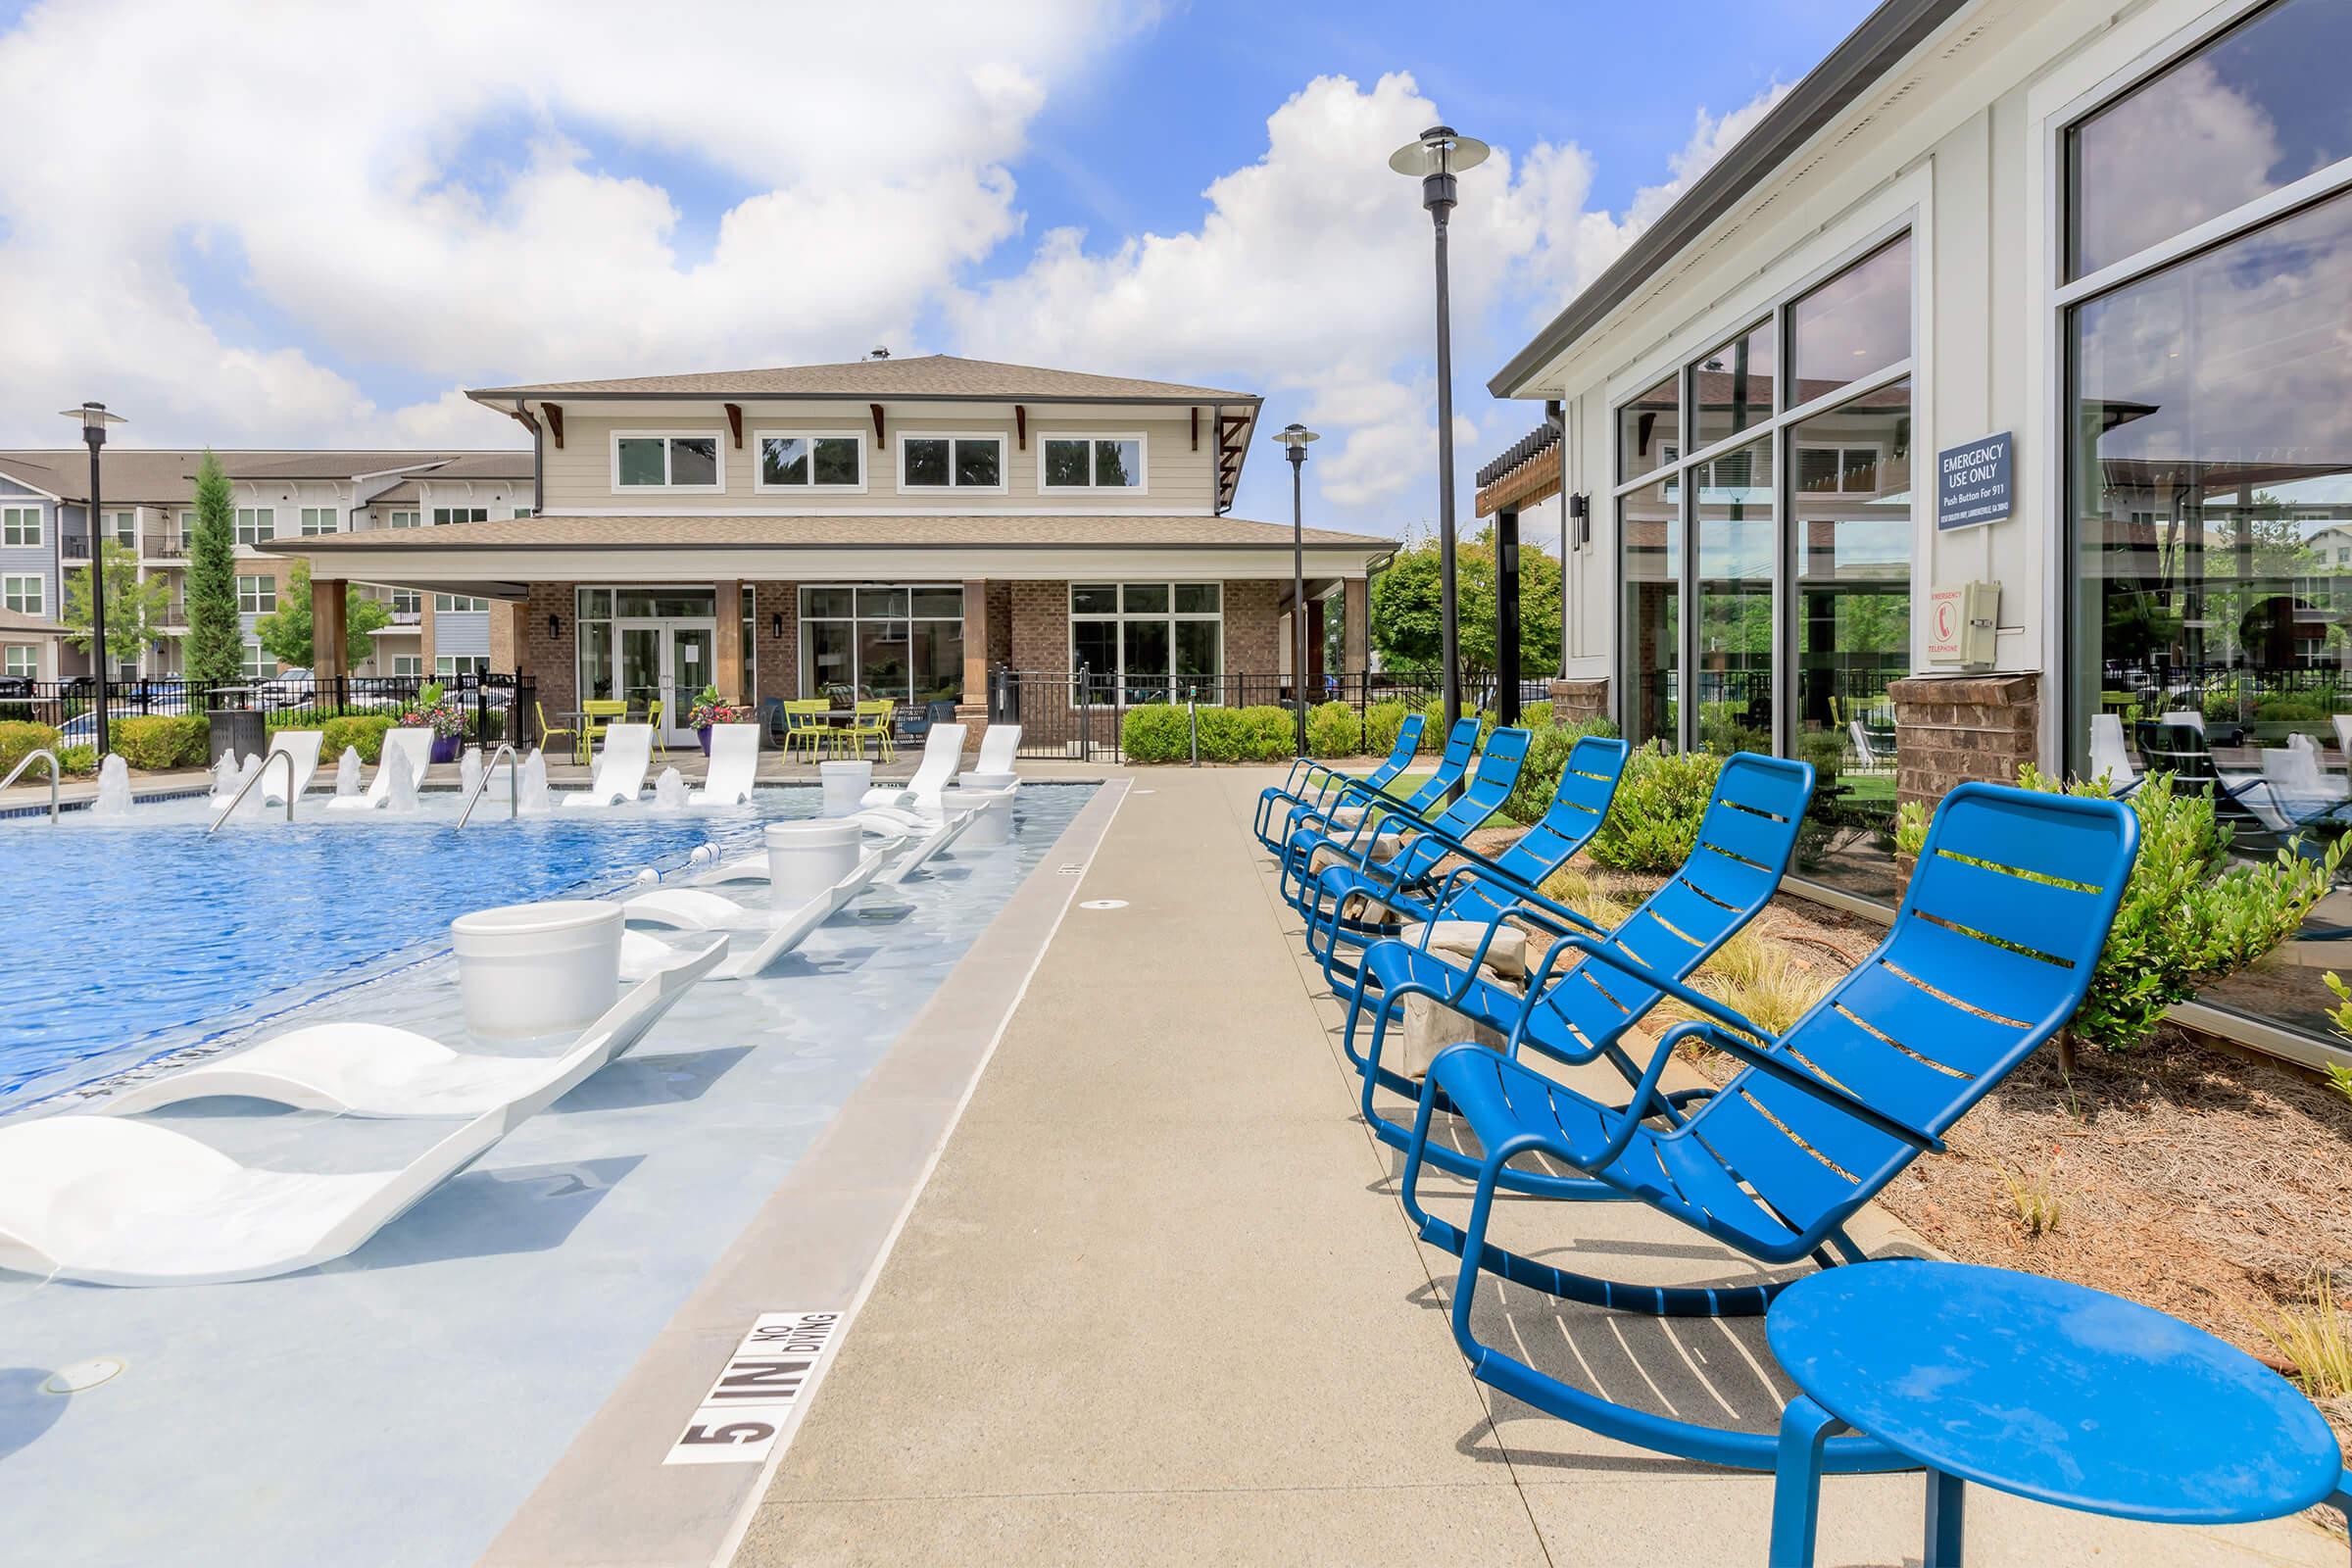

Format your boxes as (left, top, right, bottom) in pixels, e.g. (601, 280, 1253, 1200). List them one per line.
(0, 672, 537, 749)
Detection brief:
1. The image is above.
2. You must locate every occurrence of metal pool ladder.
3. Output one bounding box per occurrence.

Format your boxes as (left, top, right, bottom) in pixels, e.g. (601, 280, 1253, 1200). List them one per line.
(456, 744, 522, 827)
(208, 749, 297, 833)
(0, 747, 61, 824)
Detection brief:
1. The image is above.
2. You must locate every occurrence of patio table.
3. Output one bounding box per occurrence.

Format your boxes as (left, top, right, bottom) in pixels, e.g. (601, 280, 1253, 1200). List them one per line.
(1764, 1260, 2350, 1567)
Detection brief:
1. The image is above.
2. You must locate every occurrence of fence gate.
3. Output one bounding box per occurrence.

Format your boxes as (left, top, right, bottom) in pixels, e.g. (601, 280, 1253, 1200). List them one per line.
(989, 667, 1125, 763)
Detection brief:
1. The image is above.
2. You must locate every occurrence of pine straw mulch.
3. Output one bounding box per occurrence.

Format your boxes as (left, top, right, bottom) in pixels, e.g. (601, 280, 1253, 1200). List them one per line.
(1454, 836, 2352, 1452)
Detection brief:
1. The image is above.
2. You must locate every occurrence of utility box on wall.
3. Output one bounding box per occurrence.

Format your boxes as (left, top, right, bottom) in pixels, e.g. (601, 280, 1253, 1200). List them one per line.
(1926, 581, 1999, 670)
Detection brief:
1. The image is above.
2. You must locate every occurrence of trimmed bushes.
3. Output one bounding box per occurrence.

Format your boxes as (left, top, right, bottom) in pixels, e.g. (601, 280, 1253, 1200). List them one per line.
(1119, 704, 1191, 762)
(1305, 702, 1361, 759)
(0, 720, 61, 776)
(1362, 701, 1411, 759)
(1121, 703, 1306, 763)
(110, 714, 211, 771)
(1590, 743, 1723, 873)
(56, 744, 97, 777)
(321, 712, 397, 764)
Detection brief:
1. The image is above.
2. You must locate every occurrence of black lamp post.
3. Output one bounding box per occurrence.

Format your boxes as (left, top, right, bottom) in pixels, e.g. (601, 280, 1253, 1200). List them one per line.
(1390, 124, 1489, 730)
(1271, 422, 1321, 754)
(61, 401, 125, 755)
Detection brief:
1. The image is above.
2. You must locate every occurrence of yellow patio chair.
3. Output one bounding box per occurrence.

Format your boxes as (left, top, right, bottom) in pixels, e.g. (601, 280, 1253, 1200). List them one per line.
(781, 699, 833, 762)
(850, 699, 897, 762)
(645, 698, 667, 758)
(535, 702, 577, 765)
(580, 699, 627, 766)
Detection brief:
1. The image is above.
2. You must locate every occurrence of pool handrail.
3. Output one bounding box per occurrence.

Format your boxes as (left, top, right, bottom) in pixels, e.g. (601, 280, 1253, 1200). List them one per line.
(207, 748, 297, 832)
(456, 743, 521, 827)
(0, 747, 61, 824)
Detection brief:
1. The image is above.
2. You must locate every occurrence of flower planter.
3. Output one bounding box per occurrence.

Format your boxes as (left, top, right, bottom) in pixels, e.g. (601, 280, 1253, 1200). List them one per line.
(428, 731, 462, 765)
(697, 725, 712, 757)
(450, 900, 622, 1038)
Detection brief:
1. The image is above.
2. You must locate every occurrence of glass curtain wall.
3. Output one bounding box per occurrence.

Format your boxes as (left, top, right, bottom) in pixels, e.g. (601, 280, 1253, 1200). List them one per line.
(799, 586, 964, 704)
(1613, 233, 1914, 896)
(2064, 0, 2352, 1039)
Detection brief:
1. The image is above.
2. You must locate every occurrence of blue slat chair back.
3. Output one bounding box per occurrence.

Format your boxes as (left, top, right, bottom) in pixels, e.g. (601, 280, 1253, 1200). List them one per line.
(1494, 735, 1628, 884)
(1403, 716, 1483, 814)
(1690, 782, 2138, 1244)
(1427, 726, 1530, 839)
(1532, 753, 1815, 1058)
(1363, 712, 1427, 793)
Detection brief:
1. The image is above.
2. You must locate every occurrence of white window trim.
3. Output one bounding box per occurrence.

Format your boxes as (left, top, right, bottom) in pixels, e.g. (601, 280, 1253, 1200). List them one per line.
(236, 574, 277, 614)
(1036, 431, 1151, 495)
(753, 430, 869, 495)
(1067, 581, 1225, 704)
(386, 510, 420, 529)
(3, 645, 38, 676)
(2, 574, 43, 614)
(300, 506, 339, 536)
(235, 506, 275, 546)
(895, 431, 1009, 495)
(0, 506, 40, 548)
(610, 430, 728, 495)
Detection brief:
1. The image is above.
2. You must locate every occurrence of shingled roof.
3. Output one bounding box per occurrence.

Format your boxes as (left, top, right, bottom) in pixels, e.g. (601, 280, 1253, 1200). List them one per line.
(268, 513, 1390, 554)
(0, 448, 529, 505)
(467, 354, 1255, 404)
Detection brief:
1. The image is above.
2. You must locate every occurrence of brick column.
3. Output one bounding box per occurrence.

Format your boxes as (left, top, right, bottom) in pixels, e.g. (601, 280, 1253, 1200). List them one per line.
(1888, 673, 2041, 808)
(489, 600, 524, 673)
(752, 582, 797, 703)
(1343, 576, 1369, 674)
(524, 582, 576, 717)
(312, 575, 347, 679)
(713, 579, 744, 703)
(1547, 677, 1608, 724)
(955, 578, 990, 755)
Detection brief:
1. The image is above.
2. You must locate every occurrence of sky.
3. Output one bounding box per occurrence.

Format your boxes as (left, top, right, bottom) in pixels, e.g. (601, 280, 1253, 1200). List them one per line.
(0, 0, 1879, 537)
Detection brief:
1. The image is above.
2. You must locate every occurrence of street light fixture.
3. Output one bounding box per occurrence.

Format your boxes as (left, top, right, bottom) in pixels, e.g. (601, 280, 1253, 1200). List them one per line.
(1390, 123, 1488, 731)
(59, 401, 126, 756)
(1271, 422, 1321, 755)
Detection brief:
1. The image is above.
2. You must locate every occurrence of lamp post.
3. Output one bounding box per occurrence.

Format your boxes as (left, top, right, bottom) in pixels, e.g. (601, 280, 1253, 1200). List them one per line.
(60, 402, 125, 756)
(1390, 124, 1488, 730)
(1271, 422, 1320, 755)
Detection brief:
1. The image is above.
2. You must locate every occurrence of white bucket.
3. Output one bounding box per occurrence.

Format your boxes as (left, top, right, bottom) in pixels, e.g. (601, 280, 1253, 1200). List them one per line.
(954, 777, 1017, 849)
(818, 760, 872, 817)
(450, 900, 623, 1038)
(957, 770, 1017, 791)
(766, 817, 861, 900)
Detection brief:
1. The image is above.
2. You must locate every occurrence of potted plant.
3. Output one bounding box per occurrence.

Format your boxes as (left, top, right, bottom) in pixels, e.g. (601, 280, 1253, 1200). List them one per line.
(400, 681, 466, 763)
(685, 684, 746, 756)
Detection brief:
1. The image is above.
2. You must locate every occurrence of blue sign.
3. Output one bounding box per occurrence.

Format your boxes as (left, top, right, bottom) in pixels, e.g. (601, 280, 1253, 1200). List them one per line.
(1937, 431, 2013, 531)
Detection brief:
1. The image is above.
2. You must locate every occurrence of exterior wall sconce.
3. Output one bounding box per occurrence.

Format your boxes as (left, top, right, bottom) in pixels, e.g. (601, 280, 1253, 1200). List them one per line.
(771, 612, 783, 639)
(547, 612, 562, 640)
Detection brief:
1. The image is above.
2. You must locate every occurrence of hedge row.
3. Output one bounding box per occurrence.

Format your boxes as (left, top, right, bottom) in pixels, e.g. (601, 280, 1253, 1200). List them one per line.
(1121, 697, 1604, 766)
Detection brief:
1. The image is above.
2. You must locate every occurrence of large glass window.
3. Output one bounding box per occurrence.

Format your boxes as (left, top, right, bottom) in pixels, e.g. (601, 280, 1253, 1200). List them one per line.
(299, 507, 337, 536)
(614, 434, 721, 489)
(1694, 436, 1774, 755)
(900, 436, 1004, 490)
(2068, 0, 2352, 278)
(1042, 436, 1145, 490)
(1070, 582, 1221, 705)
(1788, 234, 1911, 403)
(758, 434, 863, 490)
(3, 575, 42, 614)
(798, 585, 963, 703)
(235, 507, 273, 546)
(236, 574, 275, 614)
(1619, 475, 1681, 749)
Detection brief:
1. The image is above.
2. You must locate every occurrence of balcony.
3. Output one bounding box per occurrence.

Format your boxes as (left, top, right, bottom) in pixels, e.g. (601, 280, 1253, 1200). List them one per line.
(143, 532, 185, 560)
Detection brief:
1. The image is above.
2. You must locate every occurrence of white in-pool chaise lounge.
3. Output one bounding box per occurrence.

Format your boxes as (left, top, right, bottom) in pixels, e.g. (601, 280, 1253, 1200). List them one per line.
(564, 722, 655, 808)
(860, 723, 964, 812)
(621, 843, 898, 981)
(974, 722, 1022, 774)
(96, 936, 724, 1124)
(261, 729, 324, 805)
(688, 721, 760, 806)
(324, 728, 437, 811)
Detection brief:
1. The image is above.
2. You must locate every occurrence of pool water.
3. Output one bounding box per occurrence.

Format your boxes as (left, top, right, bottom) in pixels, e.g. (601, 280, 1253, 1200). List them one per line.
(0, 795, 795, 1106)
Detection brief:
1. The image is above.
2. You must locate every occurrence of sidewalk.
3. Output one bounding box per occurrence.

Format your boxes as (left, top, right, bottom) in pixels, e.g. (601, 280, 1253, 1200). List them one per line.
(737, 765, 2343, 1567)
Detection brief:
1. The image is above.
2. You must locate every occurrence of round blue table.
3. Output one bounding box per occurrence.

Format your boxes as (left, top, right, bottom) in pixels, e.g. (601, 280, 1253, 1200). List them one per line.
(1764, 1260, 2351, 1567)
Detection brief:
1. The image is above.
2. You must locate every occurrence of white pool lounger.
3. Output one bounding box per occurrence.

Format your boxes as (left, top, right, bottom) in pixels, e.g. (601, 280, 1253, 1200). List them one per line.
(261, 729, 324, 805)
(563, 722, 655, 808)
(324, 729, 437, 811)
(861, 723, 965, 812)
(688, 722, 760, 806)
(98, 937, 725, 1124)
(974, 722, 1021, 774)
(622, 845, 898, 981)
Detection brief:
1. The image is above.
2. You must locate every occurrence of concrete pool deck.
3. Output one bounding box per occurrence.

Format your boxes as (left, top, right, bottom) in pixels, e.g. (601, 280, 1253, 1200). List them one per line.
(734, 764, 2347, 1568)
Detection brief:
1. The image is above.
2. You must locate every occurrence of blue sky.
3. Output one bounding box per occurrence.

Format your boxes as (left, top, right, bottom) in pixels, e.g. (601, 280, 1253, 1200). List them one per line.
(0, 0, 1876, 535)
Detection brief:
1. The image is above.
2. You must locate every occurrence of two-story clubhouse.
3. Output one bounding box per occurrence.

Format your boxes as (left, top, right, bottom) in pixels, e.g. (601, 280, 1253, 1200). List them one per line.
(269, 355, 1391, 750)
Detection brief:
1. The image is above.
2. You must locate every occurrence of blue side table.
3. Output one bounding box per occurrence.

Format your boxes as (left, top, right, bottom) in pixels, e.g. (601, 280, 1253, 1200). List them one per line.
(1765, 1260, 2351, 1567)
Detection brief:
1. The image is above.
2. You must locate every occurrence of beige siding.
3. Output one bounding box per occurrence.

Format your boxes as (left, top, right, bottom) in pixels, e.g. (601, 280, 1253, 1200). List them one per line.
(540, 410, 1217, 514)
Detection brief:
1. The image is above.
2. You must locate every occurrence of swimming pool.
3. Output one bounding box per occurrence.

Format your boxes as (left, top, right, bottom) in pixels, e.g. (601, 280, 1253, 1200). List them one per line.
(5, 794, 796, 1106)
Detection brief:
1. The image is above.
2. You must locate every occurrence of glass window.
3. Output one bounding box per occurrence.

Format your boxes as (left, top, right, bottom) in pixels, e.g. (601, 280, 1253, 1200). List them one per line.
(387, 510, 418, 529)
(1694, 436, 1775, 756)
(1619, 475, 1680, 749)
(1068, 582, 1221, 704)
(237, 574, 275, 614)
(391, 655, 422, 677)
(1044, 439, 1090, 488)
(1617, 374, 1680, 483)
(4, 646, 36, 677)
(235, 507, 273, 546)
(241, 640, 278, 680)
(433, 594, 489, 613)
(903, 438, 950, 487)
(2, 575, 42, 614)
(1788, 234, 1911, 401)
(512, 507, 533, 519)
(300, 507, 337, 536)
(615, 435, 720, 488)
(1122, 583, 1169, 614)
(902, 436, 1003, 488)
(796, 584, 963, 702)
(1071, 584, 1118, 614)
(955, 438, 1000, 487)
(1173, 582, 1219, 614)
(1042, 436, 1145, 488)
(436, 655, 487, 677)
(669, 439, 717, 486)
(390, 588, 419, 616)
(108, 511, 135, 548)
(431, 507, 488, 525)
(2068, 0, 2352, 278)
(761, 436, 809, 486)
(1793, 378, 1912, 901)
(759, 435, 858, 489)
(1, 507, 38, 546)
(1691, 320, 1776, 451)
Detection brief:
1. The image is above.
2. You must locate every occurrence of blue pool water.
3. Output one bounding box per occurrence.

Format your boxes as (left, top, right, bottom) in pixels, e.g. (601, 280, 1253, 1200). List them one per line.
(0, 798, 794, 1105)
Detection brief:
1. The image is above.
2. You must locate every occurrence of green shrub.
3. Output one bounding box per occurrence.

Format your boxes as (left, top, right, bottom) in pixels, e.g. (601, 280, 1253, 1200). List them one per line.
(1120, 703, 1191, 763)
(1519, 699, 1553, 729)
(1192, 706, 1248, 762)
(0, 719, 62, 776)
(55, 744, 97, 776)
(1361, 701, 1411, 759)
(110, 714, 210, 770)
(1305, 702, 1362, 759)
(1240, 705, 1296, 760)
(321, 712, 397, 764)
(2255, 693, 2330, 722)
(1895, 766, 2345, 1052)
(1590, 744, 1723, 873)
(1502, 718, 1622, 826)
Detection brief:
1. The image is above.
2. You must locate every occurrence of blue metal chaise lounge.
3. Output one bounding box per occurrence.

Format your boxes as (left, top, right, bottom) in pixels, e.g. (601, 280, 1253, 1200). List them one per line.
(1281, 726, 1532, 914)
(1251, 711, 1427, 851)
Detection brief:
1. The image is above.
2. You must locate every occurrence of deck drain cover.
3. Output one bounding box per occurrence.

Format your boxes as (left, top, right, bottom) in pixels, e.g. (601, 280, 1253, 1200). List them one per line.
(1057, 863, 1086, 875)
(42, 1357, 123, 1395)
(1079, 900, 1128, 910)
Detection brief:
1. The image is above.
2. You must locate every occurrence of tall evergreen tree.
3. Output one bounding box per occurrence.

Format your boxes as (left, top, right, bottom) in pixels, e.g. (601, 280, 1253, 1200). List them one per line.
(183, 449, 243, 682)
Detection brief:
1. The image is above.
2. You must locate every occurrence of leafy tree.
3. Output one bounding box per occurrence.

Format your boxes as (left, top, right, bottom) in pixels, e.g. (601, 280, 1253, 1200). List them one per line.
(255, 558, 390, 670)
(1368, 524, 1562, 684)
(63, 539, 171, 666)
(182, 450, 244, 682)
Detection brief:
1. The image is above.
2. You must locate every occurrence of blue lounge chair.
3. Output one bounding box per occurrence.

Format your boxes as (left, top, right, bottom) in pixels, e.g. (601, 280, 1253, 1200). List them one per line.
(1279, 714, 1479, 857)
(1400, 780, 2139, 1472)
(1283, 727, 1532, 914)
(1300, 734, 1630, 975)
(1251, 712, 1428, 850)
(1339, 752, 1813, 1169)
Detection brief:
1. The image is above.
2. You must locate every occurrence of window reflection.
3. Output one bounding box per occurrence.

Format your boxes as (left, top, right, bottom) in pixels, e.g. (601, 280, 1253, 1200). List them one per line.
(1691, 319, 1775, 451)
(1695, 436, 1774, 755)
(1617, 374, 1681, 483)
(2068, 0, 2352, 277)
(1620, 473, 1681, 749)
(1788, 235, 1911, 401)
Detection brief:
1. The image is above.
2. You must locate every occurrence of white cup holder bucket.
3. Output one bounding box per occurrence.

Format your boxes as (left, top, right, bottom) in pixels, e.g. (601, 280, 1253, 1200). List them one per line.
(450, 901, 623, 1039)
(818, 760, 872, 817)
(953, 773, 1018, 848)
(766, 817, 862, 900)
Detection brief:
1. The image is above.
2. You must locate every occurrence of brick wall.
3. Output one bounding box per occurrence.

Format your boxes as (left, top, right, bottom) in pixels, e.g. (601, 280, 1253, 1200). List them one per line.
(1548, 677, 1608, 724)
(524, 581, 575, 716)
(1223, 580, 1280, 674)
(753, 581, 797, 703)
(1888, 673, 2040, 808)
